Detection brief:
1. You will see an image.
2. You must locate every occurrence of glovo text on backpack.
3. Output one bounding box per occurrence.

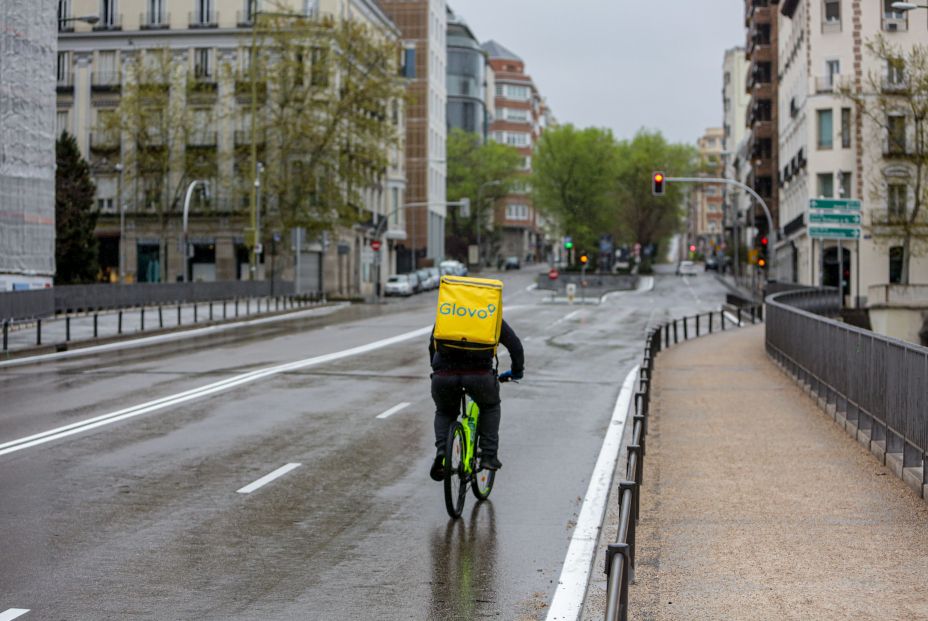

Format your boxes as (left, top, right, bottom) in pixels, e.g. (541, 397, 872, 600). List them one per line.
(433, 276, 503, 360)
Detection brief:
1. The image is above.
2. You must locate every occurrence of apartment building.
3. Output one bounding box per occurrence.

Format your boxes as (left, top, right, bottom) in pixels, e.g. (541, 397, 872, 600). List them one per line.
(1, 0, 57, 290)
(379, 0, 447, 271)
(56, 0, 406, 297)
(482, 39, 550, 265)
(722, 47, 751, 254)
(744, 0, 781, 238)
(446, 7, 486, 140)
(778, 0, 928, 300)
(690, 128, 726, 253)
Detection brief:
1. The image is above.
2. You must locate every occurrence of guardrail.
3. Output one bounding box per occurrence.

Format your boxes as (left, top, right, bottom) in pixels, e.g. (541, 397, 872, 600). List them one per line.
(0, 280, 299, 323)
(603, 303, 763, 620)
(766, 287, 928, 497)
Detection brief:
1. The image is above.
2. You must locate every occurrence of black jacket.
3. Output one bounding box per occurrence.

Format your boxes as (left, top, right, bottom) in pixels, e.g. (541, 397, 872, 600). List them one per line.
(429, 319, 524, 374)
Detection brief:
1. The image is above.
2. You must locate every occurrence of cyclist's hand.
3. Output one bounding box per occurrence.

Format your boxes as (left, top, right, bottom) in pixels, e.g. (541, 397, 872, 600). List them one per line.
(499, 370, 523, 383)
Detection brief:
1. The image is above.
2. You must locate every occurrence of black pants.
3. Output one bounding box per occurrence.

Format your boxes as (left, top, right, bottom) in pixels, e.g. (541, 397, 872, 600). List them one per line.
(431, 371, 501, 456)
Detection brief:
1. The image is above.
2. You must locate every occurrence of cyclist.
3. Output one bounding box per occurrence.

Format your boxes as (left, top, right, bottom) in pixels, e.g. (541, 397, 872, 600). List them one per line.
(428, 318, 524, 481)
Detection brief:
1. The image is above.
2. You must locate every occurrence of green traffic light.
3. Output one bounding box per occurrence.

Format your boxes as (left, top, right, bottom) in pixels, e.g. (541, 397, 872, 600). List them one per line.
(564, 242, 573, 249)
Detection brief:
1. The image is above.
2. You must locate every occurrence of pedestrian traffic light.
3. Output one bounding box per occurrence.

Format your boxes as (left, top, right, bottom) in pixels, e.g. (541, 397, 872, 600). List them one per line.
(652, 171, 665, 196)
(689, 244, 696, 253)
(579, 253, 589, 265)
(564, 239, 573, 250)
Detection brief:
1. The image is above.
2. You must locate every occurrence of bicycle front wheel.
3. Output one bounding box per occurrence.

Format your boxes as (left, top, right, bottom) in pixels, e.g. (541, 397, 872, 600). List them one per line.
(443, 422, 468, 519)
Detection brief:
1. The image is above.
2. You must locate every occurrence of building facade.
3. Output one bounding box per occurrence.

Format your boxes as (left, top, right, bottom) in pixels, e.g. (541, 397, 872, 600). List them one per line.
(379, 0, 447, 271)
(777, 0, 928, 300)
(482, 39, 549, 265)
(690, 128, 726, 253)
(446, 8, 486, 140)
(722, 46, 751, 259)
(56, 0, 405, 297)
(1, 0, 57, 290)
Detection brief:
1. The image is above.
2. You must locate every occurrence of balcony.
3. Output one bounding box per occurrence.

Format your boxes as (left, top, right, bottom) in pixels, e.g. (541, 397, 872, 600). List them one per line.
(92, 14, 122, 31)
(139, 11, 170, 30)
(188, 73, 218, 95)
(882, 15, 907, 32)
(881, 78, 909, 94)
(189, 11, 219, 29)
(91, 71, 121, 92)
(883, 138, 912, 158)
(236, 10, 255, 27)
(56, 74, 74, 94)
(187, 131, 218, 148)
(814, 75, 850, 93)
(89, 132, 120, 152)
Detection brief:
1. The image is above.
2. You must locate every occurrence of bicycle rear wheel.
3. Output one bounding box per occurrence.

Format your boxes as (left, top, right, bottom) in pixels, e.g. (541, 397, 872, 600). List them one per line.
(443, 422, 468, 519)
(471, 462, 495, 501)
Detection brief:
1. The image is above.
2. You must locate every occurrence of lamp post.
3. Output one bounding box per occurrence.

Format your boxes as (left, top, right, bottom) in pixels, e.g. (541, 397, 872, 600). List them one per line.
(116, 162, 125, 282)
(58, 15, 100, 27)
(891, 2, 928, 10)
(182, 179, 210, 283)
(475, 180, 502, 269)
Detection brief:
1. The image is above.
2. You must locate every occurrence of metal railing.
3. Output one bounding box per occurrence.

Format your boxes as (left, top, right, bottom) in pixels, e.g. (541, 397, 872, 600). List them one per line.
(766, 288, 928, 489)
(603, 303, 763, 620)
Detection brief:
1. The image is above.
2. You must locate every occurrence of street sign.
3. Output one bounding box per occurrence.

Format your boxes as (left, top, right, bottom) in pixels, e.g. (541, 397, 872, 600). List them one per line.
(566, 283, 576, 304)
(370, 240, 382, 251)
(808, 198, 861, 211)
(809, 212, 861, 225)
(809, 226, 861, 240)
(548, 268, 559, 280)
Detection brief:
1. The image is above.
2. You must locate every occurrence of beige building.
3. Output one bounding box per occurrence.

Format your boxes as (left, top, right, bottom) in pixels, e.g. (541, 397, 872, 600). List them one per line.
(689, 128, 725, 254)
(778, 0, 928, 303)
(722, 47, 751, 257)
(56, 0, 406, 296)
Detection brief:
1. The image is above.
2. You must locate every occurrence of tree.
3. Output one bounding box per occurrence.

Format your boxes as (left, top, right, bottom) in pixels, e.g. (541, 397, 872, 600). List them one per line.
(445, 129, 522, 261)
(247, 7, 406, 240)
(55, 132, 99, 284)
(532, 125, 619, 253)
(613, 130, 697, 250)
(839, 36, 928, 284)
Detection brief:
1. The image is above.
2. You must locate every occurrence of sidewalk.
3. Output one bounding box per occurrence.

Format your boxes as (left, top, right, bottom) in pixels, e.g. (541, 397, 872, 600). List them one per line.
(630, 325, 928, 620)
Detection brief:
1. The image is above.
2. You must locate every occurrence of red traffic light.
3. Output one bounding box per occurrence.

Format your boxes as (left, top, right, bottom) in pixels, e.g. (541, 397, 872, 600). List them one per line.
(652, 171, 666, 196)
(689, 244, 696, 252)
(760, 236, 768, 246)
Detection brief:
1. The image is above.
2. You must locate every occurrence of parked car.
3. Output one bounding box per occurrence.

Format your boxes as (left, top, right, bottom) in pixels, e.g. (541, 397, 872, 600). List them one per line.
(504, 256, 521, 270)
(705, 256, 719, 272)
(384, 274, 414, 297)
(426, 267, 441, 288)
(439, 260, 467, 277)
(406, 271, 422, 293)
(417, 268, 436, 290)
(677, 260, 699, 275)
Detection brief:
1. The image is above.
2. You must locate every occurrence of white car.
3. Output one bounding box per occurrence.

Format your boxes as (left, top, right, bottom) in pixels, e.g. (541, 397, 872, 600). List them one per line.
(439, 260, 467, 276)
(677, 260, 699, 275)
(385, 274, 414, 296)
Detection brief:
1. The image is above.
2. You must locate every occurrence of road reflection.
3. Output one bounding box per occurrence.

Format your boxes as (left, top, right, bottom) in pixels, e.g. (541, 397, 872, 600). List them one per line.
(428, 499, 499, 618)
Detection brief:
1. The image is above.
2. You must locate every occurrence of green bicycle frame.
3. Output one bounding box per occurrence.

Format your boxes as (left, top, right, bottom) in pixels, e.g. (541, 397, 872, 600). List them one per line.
(460, 396, 481, 476)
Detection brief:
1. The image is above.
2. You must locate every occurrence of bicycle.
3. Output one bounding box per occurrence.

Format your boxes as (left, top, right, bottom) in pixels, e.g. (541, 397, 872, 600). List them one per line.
(443, 376, 513, 519)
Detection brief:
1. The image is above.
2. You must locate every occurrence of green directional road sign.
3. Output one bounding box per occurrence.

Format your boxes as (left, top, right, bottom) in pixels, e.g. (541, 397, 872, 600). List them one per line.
(808, 197, 861, 211)
(809, 212, 861, 225)
(809, 226, 861, 240)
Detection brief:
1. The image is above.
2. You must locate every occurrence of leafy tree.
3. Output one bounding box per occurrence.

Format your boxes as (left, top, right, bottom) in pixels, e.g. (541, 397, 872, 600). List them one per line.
(246, 6, 406, 239)
(839, 36, 928, 284)
(532, 125, 619, 253)
(613, 130, 697, 250)
(445, 129, 522, 261)
(55, 132, 99, 284)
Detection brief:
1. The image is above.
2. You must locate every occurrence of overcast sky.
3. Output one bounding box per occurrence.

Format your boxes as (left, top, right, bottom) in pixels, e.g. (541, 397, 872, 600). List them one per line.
(453, 0, 745, 146)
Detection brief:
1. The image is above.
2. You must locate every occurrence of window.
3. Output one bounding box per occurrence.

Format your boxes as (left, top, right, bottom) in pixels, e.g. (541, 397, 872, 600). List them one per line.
(96, 197, 115, 212)
(503, 107, 530, 122)
(196, 0, 213, 23)
(100, 0, 116, 27)
(883, 0, 904, 18)
(57, 52, 69, 82)
(841, 107, 851, 148)
(58, 0, 71, 30)
(886, 58, 905, 86)
(303, 0, 317, 16)
(194, 48, 211, 79)
(506, 132, 530, 147)
(889, 246, 903, 283)
(495, 84, 503, 97)
(504, 84, 530, 101)
(888, 183, 907, 219)
(839, 172, 852, 198)
(824, 0, 840, 23)
(817, 109, 833, 149)
(506, 204, 529, 221)
(522, 155, 532, 170)
(825, 59, 840, 86)
(817, 173, 834, 198)
(887, 114, 906, 154)
(56, 110, 68, 136)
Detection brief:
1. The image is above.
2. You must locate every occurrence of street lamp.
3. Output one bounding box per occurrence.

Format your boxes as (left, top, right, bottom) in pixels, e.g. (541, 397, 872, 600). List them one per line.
(475, 180, 502, 268)
(58, 15, 100, 27)
(890, 2, 927, 10)
(182, 179, 210, 283)
(115, 162, 125, 282)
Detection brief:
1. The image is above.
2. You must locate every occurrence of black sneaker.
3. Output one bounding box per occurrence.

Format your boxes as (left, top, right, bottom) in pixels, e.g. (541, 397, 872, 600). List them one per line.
(429, 453, 446, 481)
(480, 454, 502, 471)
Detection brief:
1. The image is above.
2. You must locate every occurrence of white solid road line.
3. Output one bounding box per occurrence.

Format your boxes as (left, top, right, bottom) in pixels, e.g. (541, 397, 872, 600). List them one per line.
(376, 402, 411, 419)
(0, 609, 30, 621)
(0, 303, 348, 369)
(0, 326, 432, 457)
(546, 364, 640, 621)
(236, 463, 302, 494)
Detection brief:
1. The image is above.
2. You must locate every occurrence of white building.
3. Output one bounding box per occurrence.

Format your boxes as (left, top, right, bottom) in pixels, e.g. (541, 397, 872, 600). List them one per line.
(722, 47, 751, 256)
(56, 0, 406, 297)
(778, 0, 928, 301)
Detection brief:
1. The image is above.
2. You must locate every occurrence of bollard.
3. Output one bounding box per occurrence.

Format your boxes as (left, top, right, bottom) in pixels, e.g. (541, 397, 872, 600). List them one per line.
(235, 299, 239, 317)
(37, 319, 42, 346)
(751, 306, 756, 324)
(721, 311, 726, 331)
(737, 307, 742, 325)
(695, 314, 700, 337)
(118, 311, 123, 334)
(94, 314, 99, 338)
(223, 300, 227, 319)
(709, 311, 714, 333)
(673, 320, 678, 344)
(177, 304, 182, 325)
(276, 297, 280, 311)
(140, 307, 145, 332)
(66, 316, 71, 342)
(683, 317, 689, 340)
(159, 306, 164, 329)
(209, 302, 213, 321)
(194, 304, 198, 324)
(3, 319, 8, 351)
(246, 299, 250, 315)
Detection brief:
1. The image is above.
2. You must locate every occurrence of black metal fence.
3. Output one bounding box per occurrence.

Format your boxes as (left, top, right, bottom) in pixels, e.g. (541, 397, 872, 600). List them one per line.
(766, 288, 928, 493)
(0, 280, 298, 322)
(603, 303, 763, 620)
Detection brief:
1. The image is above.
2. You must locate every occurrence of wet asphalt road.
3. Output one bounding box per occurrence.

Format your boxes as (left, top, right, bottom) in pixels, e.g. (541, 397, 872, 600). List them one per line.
(0, 267, 730, 620)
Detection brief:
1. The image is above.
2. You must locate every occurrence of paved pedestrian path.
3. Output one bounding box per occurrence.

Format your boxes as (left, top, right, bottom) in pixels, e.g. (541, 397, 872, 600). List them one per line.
(630, 325, 928, 620)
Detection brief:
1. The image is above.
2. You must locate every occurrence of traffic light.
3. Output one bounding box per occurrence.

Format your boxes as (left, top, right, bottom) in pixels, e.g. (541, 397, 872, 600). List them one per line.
(652, 171, 665, 196)
(579, 253, 589, 266)
(564, 239, 574, 250)
(757, 235, 769, 270)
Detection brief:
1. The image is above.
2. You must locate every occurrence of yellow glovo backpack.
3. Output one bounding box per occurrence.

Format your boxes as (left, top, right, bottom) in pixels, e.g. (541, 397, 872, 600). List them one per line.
(433, 275, 504, 360)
